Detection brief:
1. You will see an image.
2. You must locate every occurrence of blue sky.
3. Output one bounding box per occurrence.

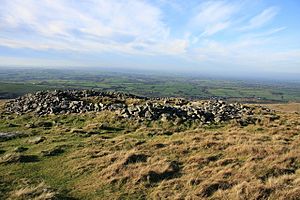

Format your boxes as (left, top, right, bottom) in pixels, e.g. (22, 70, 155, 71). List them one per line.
(0, 0, 299, 75)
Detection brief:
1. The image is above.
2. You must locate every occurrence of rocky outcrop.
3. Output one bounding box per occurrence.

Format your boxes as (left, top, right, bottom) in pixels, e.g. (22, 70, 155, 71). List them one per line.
(117, 101, 254, 124)
(4, 90, 259, 124)
(4, 90, 144, 115)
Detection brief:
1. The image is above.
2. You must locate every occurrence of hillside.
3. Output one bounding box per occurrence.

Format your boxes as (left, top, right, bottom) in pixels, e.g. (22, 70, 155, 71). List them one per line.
(0, 90, 300, 199)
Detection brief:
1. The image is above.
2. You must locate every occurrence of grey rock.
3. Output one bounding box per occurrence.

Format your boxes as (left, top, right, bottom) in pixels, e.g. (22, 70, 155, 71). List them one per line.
(28, 136, 46, 144)
(4, 90, 262, 126)
(0, 132, 20, 141)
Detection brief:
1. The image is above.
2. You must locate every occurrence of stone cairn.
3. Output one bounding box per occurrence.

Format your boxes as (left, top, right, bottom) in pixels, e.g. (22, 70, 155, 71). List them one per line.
(4, 90, 258, 124)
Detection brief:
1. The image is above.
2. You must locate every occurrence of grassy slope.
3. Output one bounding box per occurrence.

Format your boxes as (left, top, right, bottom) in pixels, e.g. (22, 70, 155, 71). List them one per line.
(0, 104, 300, 199)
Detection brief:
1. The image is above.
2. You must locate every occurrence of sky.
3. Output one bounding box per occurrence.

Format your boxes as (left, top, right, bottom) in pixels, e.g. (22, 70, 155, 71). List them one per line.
(0, 0, 299, 76)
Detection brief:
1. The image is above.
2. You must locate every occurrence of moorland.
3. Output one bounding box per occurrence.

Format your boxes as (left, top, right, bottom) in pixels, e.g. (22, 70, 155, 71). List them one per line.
(0, 68, 299, 200)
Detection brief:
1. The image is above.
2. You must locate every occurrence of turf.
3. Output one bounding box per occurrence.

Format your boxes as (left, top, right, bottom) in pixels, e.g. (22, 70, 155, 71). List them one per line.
(0, 103, 299, 199)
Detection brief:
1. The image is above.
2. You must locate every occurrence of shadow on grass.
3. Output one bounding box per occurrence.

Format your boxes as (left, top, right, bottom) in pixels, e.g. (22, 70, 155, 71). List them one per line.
(19, 155, 39, 163)
(1, 154, 39, 164)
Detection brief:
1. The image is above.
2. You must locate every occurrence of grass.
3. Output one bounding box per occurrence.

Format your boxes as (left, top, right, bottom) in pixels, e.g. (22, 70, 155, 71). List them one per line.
(263, 103, 300, 113)
(0, 82, 53, 99)
(0, 102, 300, 199)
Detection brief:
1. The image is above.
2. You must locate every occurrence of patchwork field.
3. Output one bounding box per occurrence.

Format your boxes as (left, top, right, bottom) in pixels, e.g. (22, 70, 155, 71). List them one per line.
(1, 68, 299, 102)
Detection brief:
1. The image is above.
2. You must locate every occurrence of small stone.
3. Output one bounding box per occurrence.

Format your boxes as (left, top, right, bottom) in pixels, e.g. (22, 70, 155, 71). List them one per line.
(28, 136, 46, 144)
(41, 146, 64, 156)
(25, 123, 36, 128)
(14, 146, 28, 152)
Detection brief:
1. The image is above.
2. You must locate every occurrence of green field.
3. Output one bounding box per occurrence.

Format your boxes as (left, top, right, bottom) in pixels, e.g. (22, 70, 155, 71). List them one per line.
(0, 68, 299, 102)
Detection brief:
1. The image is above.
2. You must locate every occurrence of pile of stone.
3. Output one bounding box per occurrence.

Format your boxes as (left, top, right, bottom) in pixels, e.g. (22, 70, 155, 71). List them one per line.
(117, 101, 254, 124)
(4, 90, 256, 124)
(4, 90, 145, 115)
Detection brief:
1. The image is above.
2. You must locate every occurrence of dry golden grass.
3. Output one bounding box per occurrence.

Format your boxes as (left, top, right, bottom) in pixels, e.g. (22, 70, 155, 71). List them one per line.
(0, 99, 7, 108)
(55, 107, 299, 199)
(9, 182, 56, 200)
(260, 103, 300, 113)
(0, 103, 299, 199)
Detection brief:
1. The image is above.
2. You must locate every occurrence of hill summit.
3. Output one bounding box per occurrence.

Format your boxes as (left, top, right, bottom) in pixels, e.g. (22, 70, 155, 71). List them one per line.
(1, 90, 299, 200)
(4, 90, 273, 126)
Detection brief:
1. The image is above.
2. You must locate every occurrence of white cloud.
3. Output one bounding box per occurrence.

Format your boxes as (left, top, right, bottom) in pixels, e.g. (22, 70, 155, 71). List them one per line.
(189, 1, 238, 37)
(0, 56, 83, 67)
(200, 22, 231, 37)
(0, 0, 298, 73)
(240, 27, 286, 39)
(184, 2, 292, 71)
(0, 0, 187, 55)
(239, 7, 279, 31)
(190, 26, 295, 70)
